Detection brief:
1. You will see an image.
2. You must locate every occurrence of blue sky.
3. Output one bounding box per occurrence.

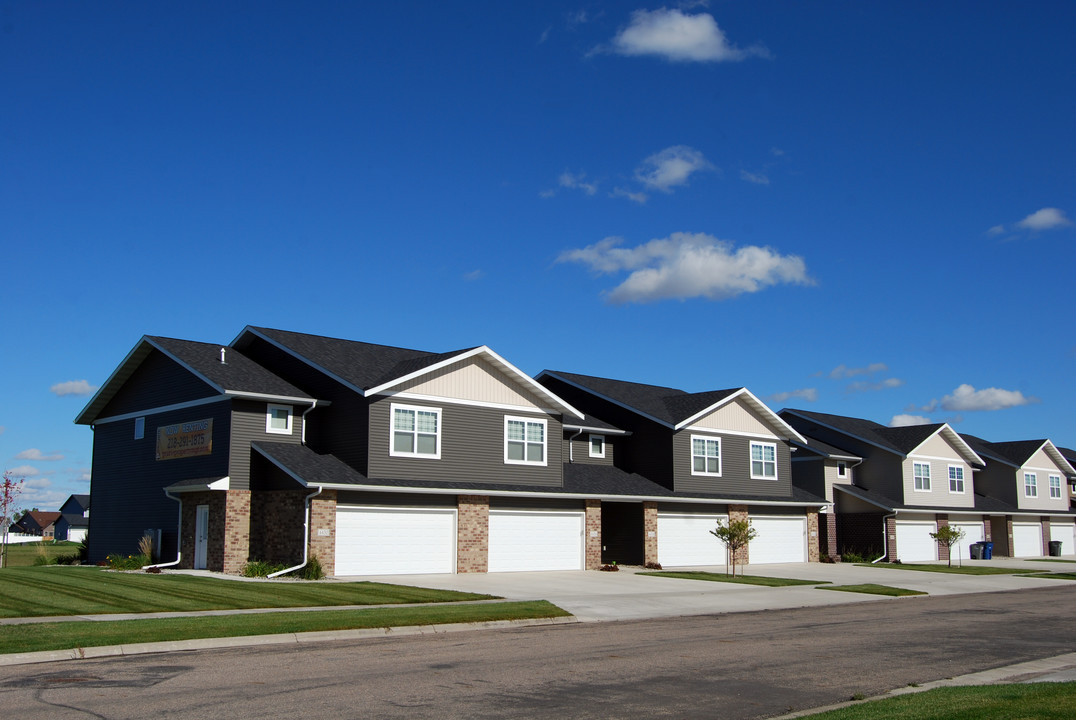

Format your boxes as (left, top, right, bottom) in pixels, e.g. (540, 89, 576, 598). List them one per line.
(3, 1, 1074, 511)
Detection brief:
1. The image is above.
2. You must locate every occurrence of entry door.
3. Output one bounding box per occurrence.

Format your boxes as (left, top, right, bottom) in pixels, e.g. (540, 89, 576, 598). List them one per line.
(194, 505, 209, 570)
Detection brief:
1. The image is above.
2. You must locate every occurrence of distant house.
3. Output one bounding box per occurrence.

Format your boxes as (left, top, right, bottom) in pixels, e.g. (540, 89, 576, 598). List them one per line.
(55, 494, 90, 543)
(10, 510, 62, 539)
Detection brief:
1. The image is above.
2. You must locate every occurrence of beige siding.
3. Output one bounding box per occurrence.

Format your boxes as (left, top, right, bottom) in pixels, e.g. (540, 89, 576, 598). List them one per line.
(824, 461, 854, 502)
(392, 357, 544, 409)
(1016, 460, 1070, 512)
(902, 456, 975, 508)
(915, 431, 959, 458)
(690, 398, 779, 437)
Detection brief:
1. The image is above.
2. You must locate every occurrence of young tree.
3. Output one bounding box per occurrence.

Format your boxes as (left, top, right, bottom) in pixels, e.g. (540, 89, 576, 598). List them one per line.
(930, 525, 966, 568)
(1, 472, 26, 569)
(710, 518, 758, 577)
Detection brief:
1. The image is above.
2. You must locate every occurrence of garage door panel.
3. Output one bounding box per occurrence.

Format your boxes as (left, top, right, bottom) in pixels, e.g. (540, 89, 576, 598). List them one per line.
(1050, 524, 1075, 555)
(335, 507, 456, 576)
(1013, 523, 1043, 557)
(488, 511, 583, 572)
(657, 514, 726, 567)
(749, 517, 807, 564)
(896, 521, 937, 562)
(950, 522, 984, 560)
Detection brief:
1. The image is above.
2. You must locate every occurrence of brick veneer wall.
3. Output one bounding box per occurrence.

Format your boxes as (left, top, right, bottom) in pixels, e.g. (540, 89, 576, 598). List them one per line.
(249, 490, 306, 566)
(729, 504, 749, 566)
(643, 502, 658, 566)
(585, 499, 601, 569)
(935, 514, 949, 563)
(822, 511, 839, 559)
(1041, 517, 1052, 555)
(983, 515, 992, 542)
(457, 495, 489, 573)
(178, 491, 228, 571)
(806, 510, 820, 562)
(836, 512, 886, 558)
(885, 515, 897, 562)
(222, 490, 251, 575)
(308, 489, 337, 576)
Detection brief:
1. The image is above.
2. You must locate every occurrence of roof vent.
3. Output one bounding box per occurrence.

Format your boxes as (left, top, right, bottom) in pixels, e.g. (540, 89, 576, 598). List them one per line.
(220, 348, 226, 364)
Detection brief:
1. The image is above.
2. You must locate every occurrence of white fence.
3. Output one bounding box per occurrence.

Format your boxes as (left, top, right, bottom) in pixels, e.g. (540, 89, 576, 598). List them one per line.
(2, 533, 43, 545)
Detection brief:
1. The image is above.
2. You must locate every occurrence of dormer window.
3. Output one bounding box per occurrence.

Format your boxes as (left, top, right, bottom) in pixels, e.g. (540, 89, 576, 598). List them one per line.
(589, 434, 605, 458)
(266, 404, 293, 435)
(836, 462, 847, 478)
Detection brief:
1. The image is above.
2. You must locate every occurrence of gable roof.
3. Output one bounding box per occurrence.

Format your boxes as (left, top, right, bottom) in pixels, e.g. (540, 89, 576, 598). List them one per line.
(790, 436, 862, 461)
(17, 510, 62, 530)
(538, 370, 805, 442)
(962, 435, 1076, 476)
(75, 336, 314, 425)
(235, 327, 583, 419)
(781, 408, 983, 466)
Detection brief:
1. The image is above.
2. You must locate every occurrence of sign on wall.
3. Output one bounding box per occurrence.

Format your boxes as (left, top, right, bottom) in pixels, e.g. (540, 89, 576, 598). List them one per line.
(156, 419, 213, 460)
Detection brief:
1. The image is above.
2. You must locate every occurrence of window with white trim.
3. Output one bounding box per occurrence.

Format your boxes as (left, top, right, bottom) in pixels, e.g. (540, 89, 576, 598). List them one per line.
(948, 465, 965, 493)
(1049, 475, 1062, 499)
(750, 441, 778, 480)
(134, 417, 145, 440)
(589, 434, 605, 458)
(391, 404, 441, 458)
(1024, 472, 1037, 497)
(691, 435, 721, 476)
(913, 462, 931, 491)
(505, 416, 546, 465)
(266, 404, 293, 435)
(836, 462, 847, 478)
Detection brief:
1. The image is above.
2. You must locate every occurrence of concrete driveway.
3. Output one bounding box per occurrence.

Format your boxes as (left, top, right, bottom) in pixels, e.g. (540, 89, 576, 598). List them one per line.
(356, 557, 1073, 622)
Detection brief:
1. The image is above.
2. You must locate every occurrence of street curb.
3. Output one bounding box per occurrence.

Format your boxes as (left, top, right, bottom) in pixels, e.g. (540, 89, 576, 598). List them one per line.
(0, 615, 579, 667)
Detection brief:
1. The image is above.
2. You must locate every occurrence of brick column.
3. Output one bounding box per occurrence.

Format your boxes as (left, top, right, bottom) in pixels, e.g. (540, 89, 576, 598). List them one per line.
(983, 515, 992, 542)
(729, 504, 750, 566)
(585, 499, 602, 569)
(457, 495, 489, 573)
(823, 511, 839, 559)
(935, 514, 949, 564)
(1005, 515, 1014, 557)
(309, 489, 337, 576)
(222, 490, 251, 575)
(1041, 517, 1052, 555)
(806, 510, 820, 562)
(885, 515, 897, 562)
(643, 501, 658, 566)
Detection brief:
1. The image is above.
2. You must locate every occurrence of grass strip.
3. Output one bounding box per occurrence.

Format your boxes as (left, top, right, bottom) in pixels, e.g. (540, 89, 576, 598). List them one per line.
(0, 566, 495, 618)
(1027, 558, 1076, 564)
(1026, 572, 1076, 580)
(0, 542, 81, 567)
(858, 563, 1037, 575)
(801, 682, 1076, 719)
(816, 584, 925, 597)
(638, 571, 828, 586)
(0, 601, 569, 655)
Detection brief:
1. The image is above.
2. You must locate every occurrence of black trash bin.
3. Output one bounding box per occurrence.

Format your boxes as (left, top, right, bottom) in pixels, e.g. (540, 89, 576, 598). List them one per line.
(969, 542, 984, 560)
(1049, 540, 1063, 557)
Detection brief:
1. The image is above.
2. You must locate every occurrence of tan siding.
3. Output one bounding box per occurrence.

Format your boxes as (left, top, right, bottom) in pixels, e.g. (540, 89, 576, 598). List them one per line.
(690, 398, 779, 437)
(915, 432, 961, 458)
(393, 357, 543, 409)
(1025, 447, 1064, 474)
(902, 456, 975, 508)
(1017, 462, 1070, 512)
(824, 461, 854, 502)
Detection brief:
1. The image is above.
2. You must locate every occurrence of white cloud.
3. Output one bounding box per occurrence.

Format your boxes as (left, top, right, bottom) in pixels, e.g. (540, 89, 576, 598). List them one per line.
(5, 465, 40, 477)
(770, 388, 818, 403)
(611, 187, 649, 204)
(15, 449, 64, 462)
(986, 224, 1006, 236)
(890, 414, 933, 427)
(938, 384, 1039, 412)
(740, 169, 770, 185)
(463, 269, 484, 282)
(635, 146, 713, 193)
(847, 378, 904, 393)
(770, 147, 785, 157)
(1016, 207, 1072, 231)
(50, 380, 97, 397)
(558, 170, 599, 195)
(557, 232, 813, 304)
(609, 8, 768, 63)
(829, 363, 887, 380)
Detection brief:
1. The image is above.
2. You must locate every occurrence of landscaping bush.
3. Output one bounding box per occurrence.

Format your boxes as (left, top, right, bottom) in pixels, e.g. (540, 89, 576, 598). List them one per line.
(241, 559, 287, 578)
(644, 561, 663, 570)
(106, 554, 150, 570)
(839, 548, 882, 564)
(54, 552, 82, 565)
(291, 555, 324, 580)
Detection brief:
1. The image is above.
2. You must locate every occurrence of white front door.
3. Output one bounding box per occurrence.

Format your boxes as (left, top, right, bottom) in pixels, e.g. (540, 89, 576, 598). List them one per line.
(748, 516, 807, 564)
(194, 505, 209, 570)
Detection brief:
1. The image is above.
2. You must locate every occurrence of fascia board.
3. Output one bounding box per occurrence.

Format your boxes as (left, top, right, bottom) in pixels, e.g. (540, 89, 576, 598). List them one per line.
(223, 390, 322, 405)
(563, 425, 632, 436)
(74, 336, 153, 425)
(235, 326, 367, 396)
(1040, 440, 1076, 477)
(676, 388, 808, 444)
(536, 371, 674, 429)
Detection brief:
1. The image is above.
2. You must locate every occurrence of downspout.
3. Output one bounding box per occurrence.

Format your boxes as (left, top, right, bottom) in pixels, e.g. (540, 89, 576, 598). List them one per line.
(268, 485, 323, 578)
(301, 400, 318, 445)
(871, 511, 897, 564)
(142, 490, 183, 570)
(568, 428, 583, 462)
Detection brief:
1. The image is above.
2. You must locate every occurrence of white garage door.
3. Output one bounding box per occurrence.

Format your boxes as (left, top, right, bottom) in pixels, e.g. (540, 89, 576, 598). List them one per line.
(1012, 522, 1044, 557)
(749, 516, 807, 564)
(488, 511, 584, 572)
(896, 520, 937, 562)
(335, 506, 456, 576)
(950, 521, 984, 559)
(1050, 523, 1075, 555)
(657, 514, 726, 567)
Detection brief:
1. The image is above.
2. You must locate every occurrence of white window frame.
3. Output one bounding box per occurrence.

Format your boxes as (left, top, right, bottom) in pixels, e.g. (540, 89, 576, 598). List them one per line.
(913, 462, 932, 491)
(948, 465, 965, 494)
(266, 404, 293, 435)
(1049, 474, 1062, 499)
(390, 403, 442, 459)
(836, 462, 847, 478)
(134, 416, 145, 440)
(750, 441, 778, 480)
(504, 416, 547, 467)
(690, 435, 722, 477)
(589, 434, 605, 458)
(1024, 472, 1038, 497)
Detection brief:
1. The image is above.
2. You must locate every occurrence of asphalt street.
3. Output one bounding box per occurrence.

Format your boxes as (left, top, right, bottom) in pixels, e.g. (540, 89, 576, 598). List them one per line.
(1, 585, 1073, 719)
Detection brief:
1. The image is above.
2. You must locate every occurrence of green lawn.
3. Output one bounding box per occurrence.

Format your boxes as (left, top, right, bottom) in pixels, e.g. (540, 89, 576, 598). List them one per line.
(638, 571, 828, 586)
(859, 563, 1037, 575)
(1027, 558, 1076, 564)
(801, 683, 1076, 719)
(0, 601, 570, 655)
(1027, 572, 1076, 581)
(817, 584, 926, 597)
(0, 541, 81, 568)
(0, 566, 495, 618)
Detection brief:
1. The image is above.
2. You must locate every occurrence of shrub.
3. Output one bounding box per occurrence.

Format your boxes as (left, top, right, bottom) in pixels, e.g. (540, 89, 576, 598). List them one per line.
(32, 554, 54, 566)
(291, 555, 324, 580)
(241, 559, 287, 578)
(54, 552, 82, 565)
(599, 564, 619, 572)
(106, 553, 150, 570)
(644, 561, 663, 570)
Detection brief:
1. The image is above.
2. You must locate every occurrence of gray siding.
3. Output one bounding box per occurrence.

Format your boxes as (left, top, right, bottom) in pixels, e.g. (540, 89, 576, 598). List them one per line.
(672, 431, 793, 497)
(789, 458, 827, 499)
(99, 349, 218, 418)
(367, 399, 564, 487)
(975, 462, 1018, 506)
(88, 401, 231, 562)
(229, 399, 304, 491)
(781, 417, 905, 501)
(564, 432, 616, 466)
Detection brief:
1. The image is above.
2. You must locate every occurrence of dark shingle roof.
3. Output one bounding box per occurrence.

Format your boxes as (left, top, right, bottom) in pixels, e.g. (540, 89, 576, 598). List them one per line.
(783, 408, 946, 455)
(243, 327, 475, 392)
(150, 336, 312, 400)
(562, 412, 625, 434)
(58, 513, 88, 529)
(544, 371, 740, 425)
(834, 484, 1035, 515)
(792, 436, 862, 460)
(980, 440, 1050, 466)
